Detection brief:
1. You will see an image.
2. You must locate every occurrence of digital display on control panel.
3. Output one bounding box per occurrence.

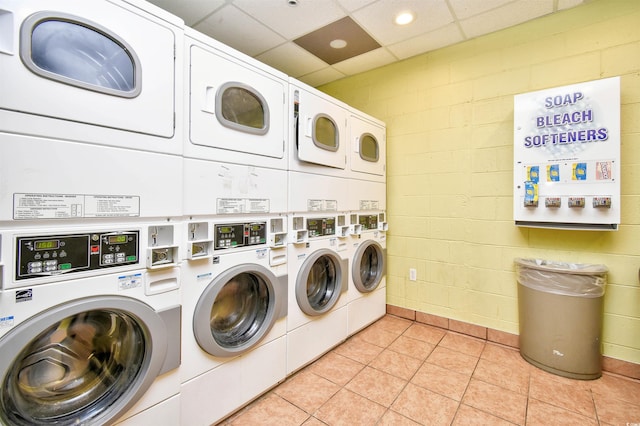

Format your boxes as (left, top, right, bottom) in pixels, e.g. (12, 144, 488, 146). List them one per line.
(108, 235, 128, 244)
(34, 240, 60, 250)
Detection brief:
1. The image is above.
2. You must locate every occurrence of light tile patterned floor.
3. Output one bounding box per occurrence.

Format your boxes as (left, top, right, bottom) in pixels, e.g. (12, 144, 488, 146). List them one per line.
(221, 314, 640, 425)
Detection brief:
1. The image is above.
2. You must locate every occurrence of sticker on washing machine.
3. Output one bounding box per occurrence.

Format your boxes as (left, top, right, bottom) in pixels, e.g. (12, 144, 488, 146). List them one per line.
(118, 273, 143, 290)
(307, 199, 337, 211)
(359, 200, 380, 210)
(84, 195, 140, 217)
(216, 198, 270, 214)
(0, 315, 15, 328)
(15, 289, 32, 303)
(13, 193, 140, 219)
(255, 248, 267, 259)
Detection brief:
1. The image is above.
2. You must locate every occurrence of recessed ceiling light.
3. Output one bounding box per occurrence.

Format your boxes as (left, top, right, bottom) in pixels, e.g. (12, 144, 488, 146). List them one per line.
(329, 39, 347, 49)
(395, 11, 415, 25)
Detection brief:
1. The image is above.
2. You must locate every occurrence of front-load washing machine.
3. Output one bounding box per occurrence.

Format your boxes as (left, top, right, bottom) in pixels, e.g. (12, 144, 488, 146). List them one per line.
(184, 27, 288, 170)
(0, 0, 184, 222)
(346, 212, 388, 336)
(287, 213, 350, 375)
(180, 215, 288, 425)
(0, 223, 182, 425)
(289, 78, 349, 178)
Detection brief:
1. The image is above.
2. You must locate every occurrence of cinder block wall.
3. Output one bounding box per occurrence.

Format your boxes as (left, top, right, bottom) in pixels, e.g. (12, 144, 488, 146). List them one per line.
(320, 0, 640, 366)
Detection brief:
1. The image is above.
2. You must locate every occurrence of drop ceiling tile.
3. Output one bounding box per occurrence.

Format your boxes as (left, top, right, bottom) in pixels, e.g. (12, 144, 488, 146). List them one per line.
(353, 0, 455, 45)
(460, 0, 554, 39)
(387, 23, 464, 60)
(193, 4, 286, 56)
(334, 0, 379, 13)
(233, 0, 345, 39)
(297, 66, 347, 87)
(256, 42, 328, 78)
(331, 47, 397, 76)
(447, 0, 514, 20)
(146, 0, 225, 25)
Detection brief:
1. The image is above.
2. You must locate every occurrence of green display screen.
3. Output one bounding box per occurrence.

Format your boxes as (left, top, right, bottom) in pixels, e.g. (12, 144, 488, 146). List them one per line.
(109, 235, 128, 244)
(35, 240, 59, 250)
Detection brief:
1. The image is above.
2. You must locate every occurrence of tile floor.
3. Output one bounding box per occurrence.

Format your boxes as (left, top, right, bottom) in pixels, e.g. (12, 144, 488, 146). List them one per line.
(221, 314, 640, 425)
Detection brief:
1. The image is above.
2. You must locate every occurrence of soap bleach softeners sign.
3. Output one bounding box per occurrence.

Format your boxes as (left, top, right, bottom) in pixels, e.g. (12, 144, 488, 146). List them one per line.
(513, 77, 620, 230)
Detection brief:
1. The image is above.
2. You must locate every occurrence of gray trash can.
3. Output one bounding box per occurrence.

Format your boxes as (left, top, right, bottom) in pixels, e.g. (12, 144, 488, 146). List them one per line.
(514, 258, 607, 380)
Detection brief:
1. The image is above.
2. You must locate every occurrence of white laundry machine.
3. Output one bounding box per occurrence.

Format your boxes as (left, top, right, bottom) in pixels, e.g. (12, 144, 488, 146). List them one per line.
(348, 107, 387, 183)
(0, 222, 182, 426)
(0, 0, 184, 222)
(289, 78, 350, 178)
(346, 106, 387, 215)
(183, 27, 289, 218)
(346, 212, 388, 336)
(184, 27, 288, 170)
(180, 215, 288, 425)
(286, 213, 350, 375)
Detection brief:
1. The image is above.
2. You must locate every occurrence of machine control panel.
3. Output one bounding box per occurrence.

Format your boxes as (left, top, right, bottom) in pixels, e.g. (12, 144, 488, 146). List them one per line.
(215, 222, 267, 249)
(16, 231, 139, 280)
(307, 217, 335, 238)
(359, 214, 379, 231)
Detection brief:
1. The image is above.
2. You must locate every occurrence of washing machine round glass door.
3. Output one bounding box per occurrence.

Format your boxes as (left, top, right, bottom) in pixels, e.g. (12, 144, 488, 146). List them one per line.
(296, 248, 346, 316)
(0, 297, 169, 426)
(193, 264, 282, 357)
(352, 240, 385, 293)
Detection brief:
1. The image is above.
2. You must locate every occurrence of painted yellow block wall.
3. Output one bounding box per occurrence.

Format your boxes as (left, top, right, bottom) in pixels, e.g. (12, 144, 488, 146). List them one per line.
(320, 0, 640, 364)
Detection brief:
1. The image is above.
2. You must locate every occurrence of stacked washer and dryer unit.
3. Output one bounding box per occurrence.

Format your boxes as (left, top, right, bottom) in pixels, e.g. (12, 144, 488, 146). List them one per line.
(179, 28, 290, 425)
(286, 78, 353, 375)
(286, 79, 388, 376)
(0, 0, 184, 424)
(345, 108, 388, 336)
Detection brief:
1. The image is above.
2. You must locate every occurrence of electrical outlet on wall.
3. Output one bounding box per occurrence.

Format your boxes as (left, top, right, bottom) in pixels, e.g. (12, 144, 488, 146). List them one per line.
(409, 268, 417, 281)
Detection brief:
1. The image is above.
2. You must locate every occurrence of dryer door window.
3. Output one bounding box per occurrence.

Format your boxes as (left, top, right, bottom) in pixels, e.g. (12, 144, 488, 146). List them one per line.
(359, 133, 379, 162)
(22, 13, 140, 97)
(313, 115, 339, 152)
(352, 241, 385, 293)
(210, 272, 269, 347)
(1, 309, 146, 425)
(216, 83, 269, 135)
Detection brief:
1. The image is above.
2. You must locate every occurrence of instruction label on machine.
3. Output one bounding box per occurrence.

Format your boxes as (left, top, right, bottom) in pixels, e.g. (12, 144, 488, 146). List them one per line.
(13, 193, 140, 219)
(307, 199, 338, 212)
(217, 198, 270, 214)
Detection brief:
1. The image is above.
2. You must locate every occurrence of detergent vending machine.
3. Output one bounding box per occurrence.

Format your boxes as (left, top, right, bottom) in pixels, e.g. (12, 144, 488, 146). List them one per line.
(513, 77, 620, 230)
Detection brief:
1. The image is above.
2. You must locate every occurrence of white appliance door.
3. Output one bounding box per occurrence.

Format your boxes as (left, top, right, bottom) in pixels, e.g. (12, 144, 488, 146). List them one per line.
(0, 0, 176, 137)
(350, 113, 386, 177)
(0, 297, 171, 426)
(352, 240, 385, 293)
(294, 88, 347, 169)
(193, 264, 286, 357)
(295, 249, 347, 315)
(189, 45, 286, 159)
